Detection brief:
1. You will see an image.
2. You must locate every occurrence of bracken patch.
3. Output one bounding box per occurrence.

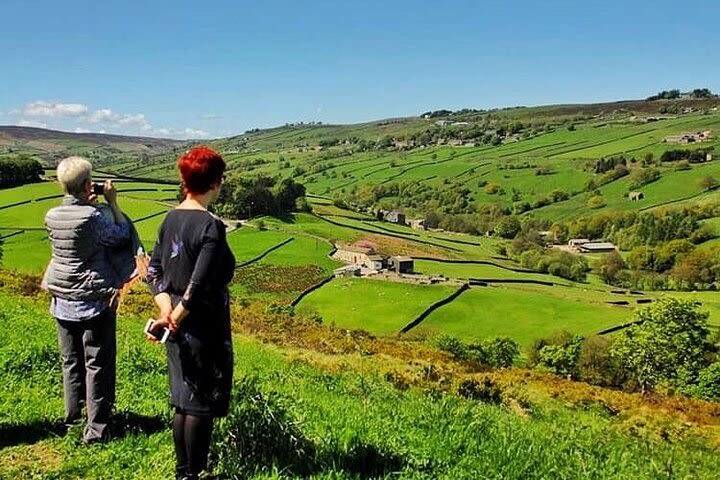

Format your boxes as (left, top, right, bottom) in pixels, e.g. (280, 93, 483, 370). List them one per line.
(235, 264, 327, 293)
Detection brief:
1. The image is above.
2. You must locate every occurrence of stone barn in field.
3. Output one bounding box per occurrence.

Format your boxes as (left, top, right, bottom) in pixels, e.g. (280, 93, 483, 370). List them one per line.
(389, 256, 414, 274)
(385, 210, 406, 225)
(628, 191, 644, 201)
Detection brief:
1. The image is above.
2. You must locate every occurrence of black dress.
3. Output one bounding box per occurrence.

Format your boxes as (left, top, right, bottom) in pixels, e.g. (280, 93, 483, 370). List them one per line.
(147, 209, 236, 417)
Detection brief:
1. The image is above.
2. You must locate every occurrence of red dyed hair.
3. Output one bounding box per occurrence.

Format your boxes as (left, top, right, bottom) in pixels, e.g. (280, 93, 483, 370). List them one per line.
(177, 145, 226, 195)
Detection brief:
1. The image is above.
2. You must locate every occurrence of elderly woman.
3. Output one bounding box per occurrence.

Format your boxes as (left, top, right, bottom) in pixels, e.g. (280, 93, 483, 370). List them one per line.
(42, 156, 131, 444)
(147, 146, 235, 480)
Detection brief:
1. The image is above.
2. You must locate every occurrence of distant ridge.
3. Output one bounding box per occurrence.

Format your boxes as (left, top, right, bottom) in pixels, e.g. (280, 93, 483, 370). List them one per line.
(0, 125, 183, 146)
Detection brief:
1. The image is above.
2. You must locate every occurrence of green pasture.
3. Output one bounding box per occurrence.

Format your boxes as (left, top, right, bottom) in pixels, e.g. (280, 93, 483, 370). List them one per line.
(226, 227, 293, 264)
(415, 285, 632, 346)
(297, 278, 456, 335)
(532, 159, 720, 221)
(259, 213, 359, 244)
(0, 230, 50, 273)
(667, 291, 720, 327)
(258, 235, 340, 273)
(0, 182, 61, 206)
(413, 259, 567, 284)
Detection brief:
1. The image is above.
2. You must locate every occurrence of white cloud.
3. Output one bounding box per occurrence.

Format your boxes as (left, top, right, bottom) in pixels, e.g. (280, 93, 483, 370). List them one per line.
(10, 99, 215, 139)
(18, 119, 49, 128)
(24, 100, 88, 117)
(182, 127, 211, 138)
(87, 108, 114, 123)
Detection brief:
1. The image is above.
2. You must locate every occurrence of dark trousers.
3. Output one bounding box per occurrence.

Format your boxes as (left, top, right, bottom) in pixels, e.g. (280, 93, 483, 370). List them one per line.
(56, 308, 117, 442)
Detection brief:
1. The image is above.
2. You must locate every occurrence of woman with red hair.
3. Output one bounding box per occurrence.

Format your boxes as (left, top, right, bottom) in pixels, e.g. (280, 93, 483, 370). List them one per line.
(147, 146, 235, 480)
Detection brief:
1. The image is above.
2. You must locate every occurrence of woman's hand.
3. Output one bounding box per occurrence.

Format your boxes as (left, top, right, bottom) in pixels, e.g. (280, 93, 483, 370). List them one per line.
(144, 313, 176, 343)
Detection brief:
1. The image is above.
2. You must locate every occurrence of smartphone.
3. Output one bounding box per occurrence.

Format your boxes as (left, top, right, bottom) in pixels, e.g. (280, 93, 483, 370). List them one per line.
(92, 181, 105, 195)
(144, 319, 170, 343)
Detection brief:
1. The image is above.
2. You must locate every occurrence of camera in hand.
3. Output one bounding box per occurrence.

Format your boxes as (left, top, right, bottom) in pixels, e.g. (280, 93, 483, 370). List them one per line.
(92, 181, 105, 195)
(144, 319, 171, 343)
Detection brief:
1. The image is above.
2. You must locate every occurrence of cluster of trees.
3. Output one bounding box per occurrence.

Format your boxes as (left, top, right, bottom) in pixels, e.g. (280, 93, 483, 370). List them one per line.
(646, 89, 681, 101)
(627, 167, 661, 190)
(595, 245, 720, 290)
(436, 299, 720, 401)
(647, 88, 716, 101)
(593, 155, 627, 174)
(660, 148, 714, 164)
(512, 188, 571, 214)
(504, 227, 589, 281)
(585, 163, 629, 191)
(434, 334, 520, 369)
(214, 175, 308, 219)
(529, 299, 720, 399)
(335, 180, 477, 217)
(0, 156, 43, 188)
(561, 206, 712, 250)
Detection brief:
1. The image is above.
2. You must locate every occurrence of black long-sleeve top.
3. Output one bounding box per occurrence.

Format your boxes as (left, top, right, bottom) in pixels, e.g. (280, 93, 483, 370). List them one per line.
(147, 209, 235, 313)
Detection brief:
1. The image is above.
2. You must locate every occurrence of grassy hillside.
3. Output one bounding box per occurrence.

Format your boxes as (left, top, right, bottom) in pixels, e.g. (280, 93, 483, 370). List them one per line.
(1, 281, 719, 478)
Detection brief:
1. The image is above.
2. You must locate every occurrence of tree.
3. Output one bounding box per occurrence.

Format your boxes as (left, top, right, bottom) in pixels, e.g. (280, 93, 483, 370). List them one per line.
(611, 298, 710, 393)
(699, 175, 718, 192)
(578, 336, 624, 386)
(535, 332, 584, 378)
(594, 250, 625, 284)
(0, 156, 44, 188)
(494, 216, 521, 239)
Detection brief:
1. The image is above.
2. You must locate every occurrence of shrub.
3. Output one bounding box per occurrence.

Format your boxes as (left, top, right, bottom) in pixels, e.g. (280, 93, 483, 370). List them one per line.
(537, 335, 584, 378)
(529, 331, 583, 379)
(457, 377, 503, 404)
(684, 362, 720, 400)
(577, 336, 625, 387)
(434, 334, 467, 360)
(466, 337, 520, 368)
(484, 183, 502, 194)
(587, 195, 605, 209)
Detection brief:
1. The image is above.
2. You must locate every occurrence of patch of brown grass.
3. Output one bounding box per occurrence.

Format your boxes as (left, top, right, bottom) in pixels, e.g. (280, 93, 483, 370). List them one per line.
(0, 270, 44, 297)
(362, 233, 449, 259)
(0, 442, 63, 474)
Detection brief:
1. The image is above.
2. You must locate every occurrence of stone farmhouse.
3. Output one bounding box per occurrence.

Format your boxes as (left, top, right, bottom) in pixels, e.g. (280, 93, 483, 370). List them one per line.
(332, 243, 414, 277)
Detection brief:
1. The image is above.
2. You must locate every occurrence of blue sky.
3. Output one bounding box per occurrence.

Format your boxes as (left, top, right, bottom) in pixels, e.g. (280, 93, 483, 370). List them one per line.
(1, 0, 718, 139)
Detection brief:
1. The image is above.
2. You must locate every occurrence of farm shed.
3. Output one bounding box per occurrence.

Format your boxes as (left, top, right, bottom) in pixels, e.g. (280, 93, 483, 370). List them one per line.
(367, 255, 386, 271)
(628, 191, 644, 201)
(578, 242, 617, 253)
(390, 256, 414, 274)
(567, 238, 590, 248)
